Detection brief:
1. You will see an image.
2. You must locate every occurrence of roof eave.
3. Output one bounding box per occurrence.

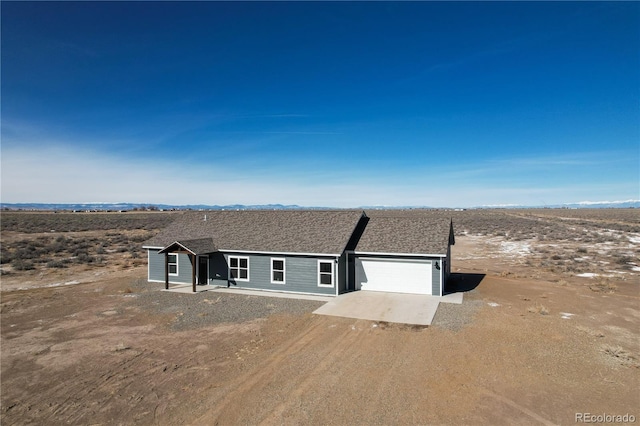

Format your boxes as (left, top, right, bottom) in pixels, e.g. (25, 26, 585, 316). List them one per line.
(158, 241, 197, 255)
(218, 248, 341, 257)
(351, 250, 447, 257)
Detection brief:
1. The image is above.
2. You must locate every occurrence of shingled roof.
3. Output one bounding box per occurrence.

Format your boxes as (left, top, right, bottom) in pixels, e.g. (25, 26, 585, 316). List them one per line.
(144, 210, 365, 255)
(355, 211, 454, 255)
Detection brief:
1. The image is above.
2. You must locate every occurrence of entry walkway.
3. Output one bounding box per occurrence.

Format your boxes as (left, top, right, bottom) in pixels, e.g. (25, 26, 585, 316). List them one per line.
(210, 287, 333, 302)
(313, 291, 463, 326)
(162, 284, 211, 294)
(161, 285, 333, 301)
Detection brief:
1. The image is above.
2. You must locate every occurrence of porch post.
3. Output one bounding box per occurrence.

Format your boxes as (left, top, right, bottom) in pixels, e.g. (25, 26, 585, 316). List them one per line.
(164, 252, 169, 290)
(191, 254, 196, 293)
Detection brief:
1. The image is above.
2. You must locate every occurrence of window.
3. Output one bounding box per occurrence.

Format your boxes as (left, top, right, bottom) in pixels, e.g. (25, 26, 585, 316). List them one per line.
(229, 256, 249, 281)
(271, 258, 285, 284)
(318, 260, 334, 287)
(168, 253, 178, 275)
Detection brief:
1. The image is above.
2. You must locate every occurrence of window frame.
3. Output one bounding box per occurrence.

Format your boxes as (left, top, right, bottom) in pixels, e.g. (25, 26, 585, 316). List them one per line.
(270, 257, 286, 284)
(168, 253, 178, 276)
(317, 259, 334, 288)
(228, 256, 250, 282)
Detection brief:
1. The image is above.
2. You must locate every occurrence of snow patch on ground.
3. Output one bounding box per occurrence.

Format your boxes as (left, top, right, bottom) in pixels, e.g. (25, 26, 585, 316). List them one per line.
(15, 280, 82, 291)
(627, 234, 640, 244)
(576, 273, 598, 278)
(487, 302, 500, 307)
(594, 243, 617, 254)
(456, 255, 486, 260)
(43, 280, 81, 288)
(499, 241, 531, 257)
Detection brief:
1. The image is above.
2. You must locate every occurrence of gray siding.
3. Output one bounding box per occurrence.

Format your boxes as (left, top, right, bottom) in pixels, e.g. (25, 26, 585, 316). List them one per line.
(431, 257, 441, 296)
(225, 253, 337, 295)
(149, 249, 339, 295)
(208, 252, 229, 286)
(447, 245, 452, 279)
(347, 253, 356, 292)
(337, 252, 347, 294)
(147, 249, 193, 284)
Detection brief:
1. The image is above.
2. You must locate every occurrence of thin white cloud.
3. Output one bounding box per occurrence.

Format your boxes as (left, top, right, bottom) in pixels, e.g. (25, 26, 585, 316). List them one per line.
(434, 151, 633, 183)
(1, 145, 301, 205)
(492, 152, 614, 168)
(0, 145, 390, 206)
(2, 143, 636, 208)
(261, 131, 341, 135)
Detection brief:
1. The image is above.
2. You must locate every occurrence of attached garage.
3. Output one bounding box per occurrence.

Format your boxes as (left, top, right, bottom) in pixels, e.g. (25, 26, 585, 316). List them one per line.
(355, 257, 432, 295)
(350, 213, 455, 297)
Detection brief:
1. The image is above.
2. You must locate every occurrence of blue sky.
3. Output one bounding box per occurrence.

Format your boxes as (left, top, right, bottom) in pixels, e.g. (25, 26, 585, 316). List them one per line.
(2, 2, 638, 207)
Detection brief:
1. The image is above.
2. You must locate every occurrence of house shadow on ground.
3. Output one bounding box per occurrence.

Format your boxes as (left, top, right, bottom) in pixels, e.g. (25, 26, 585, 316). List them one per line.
(445, 273, 485, 295)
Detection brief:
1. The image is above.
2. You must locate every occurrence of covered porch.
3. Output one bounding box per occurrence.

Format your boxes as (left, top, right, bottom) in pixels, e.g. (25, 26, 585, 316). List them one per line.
(158, 238, 217, 293)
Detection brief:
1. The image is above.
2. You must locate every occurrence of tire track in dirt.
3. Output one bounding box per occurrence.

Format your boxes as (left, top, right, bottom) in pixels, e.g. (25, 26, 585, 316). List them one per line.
(54, 343, 204, 425)
(255, 323, 364, 424)
(48, 349, 150, 422)
(479, 388, 559, 426)
(366, 336, 412, 416)
(193, 317, 348, 424)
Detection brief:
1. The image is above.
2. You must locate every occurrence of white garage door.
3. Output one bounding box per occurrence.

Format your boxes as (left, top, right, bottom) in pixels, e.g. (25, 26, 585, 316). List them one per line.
(355, 257, 432, 295)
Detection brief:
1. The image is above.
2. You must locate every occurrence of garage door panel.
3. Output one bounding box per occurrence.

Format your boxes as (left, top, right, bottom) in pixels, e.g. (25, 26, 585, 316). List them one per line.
(355, 258, 432, 295)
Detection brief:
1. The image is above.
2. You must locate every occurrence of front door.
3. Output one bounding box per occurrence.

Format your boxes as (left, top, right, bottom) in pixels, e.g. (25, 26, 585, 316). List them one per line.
(198, 256, 209, 285)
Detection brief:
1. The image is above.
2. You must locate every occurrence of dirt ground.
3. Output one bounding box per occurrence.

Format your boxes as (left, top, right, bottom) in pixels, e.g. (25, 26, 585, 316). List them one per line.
(1, 210, 638, 425)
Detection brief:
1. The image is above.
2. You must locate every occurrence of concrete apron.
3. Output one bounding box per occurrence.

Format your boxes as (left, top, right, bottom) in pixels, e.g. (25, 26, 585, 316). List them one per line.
(314, 291, 463, 326)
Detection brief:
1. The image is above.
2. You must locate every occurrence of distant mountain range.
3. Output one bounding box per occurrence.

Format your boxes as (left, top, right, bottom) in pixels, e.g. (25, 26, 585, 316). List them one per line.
(1, 200, 638, 211)
(480, 200, 640, 209)
(0, 203, 310, 211)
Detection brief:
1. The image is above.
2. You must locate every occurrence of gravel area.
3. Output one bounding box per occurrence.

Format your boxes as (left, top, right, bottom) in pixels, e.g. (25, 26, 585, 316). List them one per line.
(129, 278, 484, 331)
(431, 292, 484, 331)
(129, 279, 326, 331)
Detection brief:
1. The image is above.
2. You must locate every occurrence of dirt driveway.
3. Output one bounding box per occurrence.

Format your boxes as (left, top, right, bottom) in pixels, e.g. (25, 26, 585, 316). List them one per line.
(2, 257, 638, 425)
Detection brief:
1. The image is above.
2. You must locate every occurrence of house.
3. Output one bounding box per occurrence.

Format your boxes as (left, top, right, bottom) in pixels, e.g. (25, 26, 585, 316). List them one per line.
(349, 211, 455, 296)
(143, 210, 454, 296)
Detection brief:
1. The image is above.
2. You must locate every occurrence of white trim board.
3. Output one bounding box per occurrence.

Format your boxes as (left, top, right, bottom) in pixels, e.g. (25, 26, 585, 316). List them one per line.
(352, 251, 446, 258)
(219, 249, 340, 257)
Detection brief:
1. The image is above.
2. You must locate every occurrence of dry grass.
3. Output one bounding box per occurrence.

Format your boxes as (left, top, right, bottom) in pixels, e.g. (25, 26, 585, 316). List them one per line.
(113, 343, 132, 352)
(589, 280, 618, 293)
(527, 305, 549, 315)
(1, 232, 152, 271)
(1, 212, 176, 275)
(441, 208, 639, 279)
(0, 212, 175, 233)
(575, 325, 605, 338)
(602, 344, 638, 367)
